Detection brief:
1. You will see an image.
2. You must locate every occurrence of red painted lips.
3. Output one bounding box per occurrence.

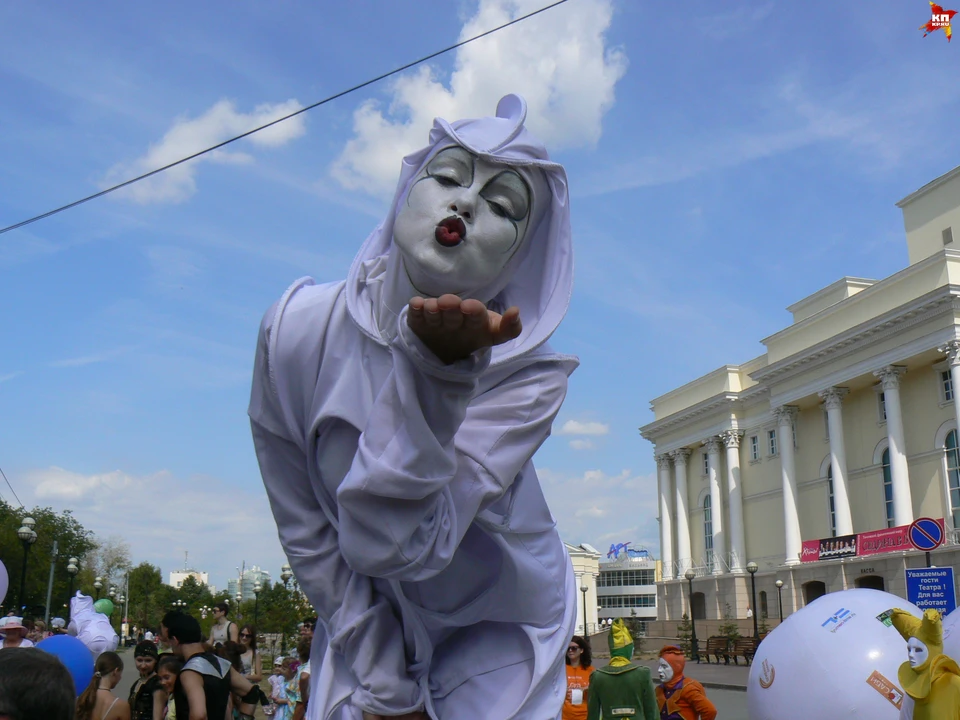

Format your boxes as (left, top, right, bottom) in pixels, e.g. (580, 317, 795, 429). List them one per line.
(435, 216, 467, 246)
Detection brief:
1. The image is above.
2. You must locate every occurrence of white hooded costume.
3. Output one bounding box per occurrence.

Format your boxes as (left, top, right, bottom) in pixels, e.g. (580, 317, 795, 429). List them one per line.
(249, 95, 578, 719)
(68, 592, 119, 657)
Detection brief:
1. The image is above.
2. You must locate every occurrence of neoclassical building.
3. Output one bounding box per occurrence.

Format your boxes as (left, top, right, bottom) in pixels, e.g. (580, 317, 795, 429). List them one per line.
(640, 163, 960, 626)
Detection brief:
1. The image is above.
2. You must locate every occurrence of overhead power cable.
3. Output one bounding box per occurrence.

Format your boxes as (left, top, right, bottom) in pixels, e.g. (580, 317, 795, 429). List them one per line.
(0, 466, 24, 508)
(0, 0, 571, 237)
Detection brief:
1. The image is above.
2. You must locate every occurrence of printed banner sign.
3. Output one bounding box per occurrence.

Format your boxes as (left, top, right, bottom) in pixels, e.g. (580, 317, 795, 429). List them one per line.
(801, 519, 947, 563)
(905, 567, 957, 615)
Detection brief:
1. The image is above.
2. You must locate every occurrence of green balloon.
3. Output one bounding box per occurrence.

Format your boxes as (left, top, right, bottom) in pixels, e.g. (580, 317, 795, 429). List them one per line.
(93, 598, 114, 615)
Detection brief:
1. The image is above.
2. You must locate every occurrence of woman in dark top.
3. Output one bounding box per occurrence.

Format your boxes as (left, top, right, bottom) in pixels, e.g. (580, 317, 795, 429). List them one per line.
(127, 642, 166, 720)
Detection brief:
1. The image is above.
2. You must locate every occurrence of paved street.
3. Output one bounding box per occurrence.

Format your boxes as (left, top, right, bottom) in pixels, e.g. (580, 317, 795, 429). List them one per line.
(709, 688, 748, 719)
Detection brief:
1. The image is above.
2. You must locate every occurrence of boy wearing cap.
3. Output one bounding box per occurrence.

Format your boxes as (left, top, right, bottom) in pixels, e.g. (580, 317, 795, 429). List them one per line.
(655, 645, 717, 720)
(587, 619, 658, 720)
(890, 608, 960, 719)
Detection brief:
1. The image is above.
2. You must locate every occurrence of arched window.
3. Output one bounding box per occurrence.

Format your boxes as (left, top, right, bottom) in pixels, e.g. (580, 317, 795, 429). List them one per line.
(947, 430, 960, 528)
(802, 580, 826, 605)
(703, 495, 714, 572)
(855, 575, 885, 591)
(882, 449, 895, 528)
(827, 467, 837, 537)
(691, 591, 706, 620)
(759, 590, 769, 619)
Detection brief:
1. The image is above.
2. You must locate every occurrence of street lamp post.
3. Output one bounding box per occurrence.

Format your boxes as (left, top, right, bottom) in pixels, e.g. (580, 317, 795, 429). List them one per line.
(66, 557, 79, 622)
(16, 517, 38, 611)
(118, 594, 126, 642)
(172, 599, 186, 611)
(280, 564, 293, 654)
(684, 568, 699, 663)
(747, 562, 760, 640)
(775, 579, 784, 623)
(94, 577, 103, 599)
(579, 582, 589, 636)
(254, 582, 262, 625)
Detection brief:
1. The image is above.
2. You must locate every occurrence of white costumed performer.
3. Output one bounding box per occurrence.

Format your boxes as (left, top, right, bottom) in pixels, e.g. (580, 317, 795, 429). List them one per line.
(68, 592, 119, 657)
(249, 95, 578, 720)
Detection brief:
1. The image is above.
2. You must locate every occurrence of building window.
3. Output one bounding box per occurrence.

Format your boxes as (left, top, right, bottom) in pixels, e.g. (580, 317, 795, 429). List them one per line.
(882, 448, 894, 528)
(827, 467, 837, 538)
(702, 452, 710, 476)
(704, 495, 714, 572)
(750, 435, 759, 461)
(759, 590, 769, 619)
(943, 371, 954, 402)
(598, 594, 657, 608)
(768, 429, 778, 457)
(597, 570, 656, 587)
(947, 430, 960, 529)
(878, 392, 887, 423)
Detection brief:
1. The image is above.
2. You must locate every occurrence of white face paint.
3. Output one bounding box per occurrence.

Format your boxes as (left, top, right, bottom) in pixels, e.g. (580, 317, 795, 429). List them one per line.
(393, 146, 533, 299)
(907, 637, 929, 667)
(658, 658, 674, 683)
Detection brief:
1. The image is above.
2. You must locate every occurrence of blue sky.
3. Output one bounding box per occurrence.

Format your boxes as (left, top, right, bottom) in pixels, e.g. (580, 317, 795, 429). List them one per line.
(2, 0, 959, 591)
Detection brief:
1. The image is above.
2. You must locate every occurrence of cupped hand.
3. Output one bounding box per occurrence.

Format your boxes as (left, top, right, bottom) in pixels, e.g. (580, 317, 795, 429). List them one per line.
(406, 294, 522, 365)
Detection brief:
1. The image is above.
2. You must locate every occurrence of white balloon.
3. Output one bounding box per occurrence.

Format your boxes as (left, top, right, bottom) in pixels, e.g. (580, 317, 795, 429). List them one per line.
(940, 605, 960, 659)
(0, 560, 7, 607)
(748, 588, 921, 720)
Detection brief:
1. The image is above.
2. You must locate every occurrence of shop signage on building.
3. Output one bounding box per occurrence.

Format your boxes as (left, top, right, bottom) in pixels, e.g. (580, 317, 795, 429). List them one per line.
(801, 519, 946, 563)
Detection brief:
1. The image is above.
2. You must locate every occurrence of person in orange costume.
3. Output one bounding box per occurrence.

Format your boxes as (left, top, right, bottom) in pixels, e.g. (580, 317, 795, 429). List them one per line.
(655, 645, 717, 720)
(563, 635, 595, 720)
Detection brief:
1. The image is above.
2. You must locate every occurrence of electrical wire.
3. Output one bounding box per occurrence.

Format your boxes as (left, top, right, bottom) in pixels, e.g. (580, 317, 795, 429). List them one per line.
(0, 0, 571, 237)
(0, 466, 24, 508)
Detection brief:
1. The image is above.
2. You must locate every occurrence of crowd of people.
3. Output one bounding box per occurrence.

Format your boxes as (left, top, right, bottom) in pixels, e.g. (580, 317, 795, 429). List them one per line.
(561, 620, 718, 720)
(0, 601, 318, 720)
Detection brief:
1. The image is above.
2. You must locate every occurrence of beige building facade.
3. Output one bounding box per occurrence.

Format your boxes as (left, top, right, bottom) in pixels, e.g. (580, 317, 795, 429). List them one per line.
(640, 164, 960, 627)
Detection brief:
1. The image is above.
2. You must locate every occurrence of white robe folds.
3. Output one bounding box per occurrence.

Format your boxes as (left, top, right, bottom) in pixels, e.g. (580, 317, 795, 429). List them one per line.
(250, 95, 579, 720)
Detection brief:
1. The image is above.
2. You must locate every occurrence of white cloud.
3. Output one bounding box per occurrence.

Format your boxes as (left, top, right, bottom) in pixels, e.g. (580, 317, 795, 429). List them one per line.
(331, 0, 627, 197)
(105, 99, 306, 204)
(539, 467, 659, 553)
(20, 466, 286, 590)
(0, 371, 24, 383)
(569, 439, 595, 451)
(557, 419, 610, 436)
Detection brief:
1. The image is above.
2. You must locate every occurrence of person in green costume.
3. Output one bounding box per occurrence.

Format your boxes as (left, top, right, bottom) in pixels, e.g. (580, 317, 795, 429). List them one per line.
(587, 618, 658, 720)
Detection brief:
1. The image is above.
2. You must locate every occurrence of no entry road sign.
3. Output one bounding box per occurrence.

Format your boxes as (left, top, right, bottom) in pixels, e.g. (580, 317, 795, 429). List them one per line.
(909, 517, 945, 552)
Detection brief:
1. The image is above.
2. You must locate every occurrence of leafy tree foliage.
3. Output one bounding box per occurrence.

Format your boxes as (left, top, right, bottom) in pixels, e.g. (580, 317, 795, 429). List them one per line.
(0, 500, 97, 617)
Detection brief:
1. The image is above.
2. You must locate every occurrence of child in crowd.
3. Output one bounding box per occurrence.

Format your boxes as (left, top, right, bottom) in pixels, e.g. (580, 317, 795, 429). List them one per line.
(157, 654, 183, 720)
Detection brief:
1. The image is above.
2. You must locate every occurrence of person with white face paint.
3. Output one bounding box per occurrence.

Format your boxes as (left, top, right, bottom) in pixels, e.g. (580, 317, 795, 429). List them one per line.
(891, 608, 960, 720)
(654, 645, 716, 720)
(249, 95, 578, 720)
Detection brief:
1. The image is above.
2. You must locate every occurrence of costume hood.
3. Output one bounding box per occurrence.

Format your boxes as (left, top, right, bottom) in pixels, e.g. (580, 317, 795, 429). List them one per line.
(659, 644, 686, 686)
(608, 618, 635, 667)
(345, 94, 574, 369)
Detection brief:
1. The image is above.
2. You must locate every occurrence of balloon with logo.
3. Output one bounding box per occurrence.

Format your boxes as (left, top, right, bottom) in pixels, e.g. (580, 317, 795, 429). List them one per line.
(37, 634, 95, 696)
(747, 588, 921, 719)
(93, 598, 114, 616)
(0, 559, 8, 607)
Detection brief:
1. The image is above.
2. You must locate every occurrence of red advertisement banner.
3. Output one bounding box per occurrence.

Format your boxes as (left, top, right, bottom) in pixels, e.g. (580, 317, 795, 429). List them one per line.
(800, 519, 946, 563)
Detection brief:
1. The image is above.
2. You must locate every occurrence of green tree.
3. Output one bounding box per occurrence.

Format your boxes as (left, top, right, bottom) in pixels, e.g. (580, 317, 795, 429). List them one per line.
(127, 562, 168, 631)
(676, 613, 692, 656)
(717, 603, 741, 643)
(0, 501, 97, 617)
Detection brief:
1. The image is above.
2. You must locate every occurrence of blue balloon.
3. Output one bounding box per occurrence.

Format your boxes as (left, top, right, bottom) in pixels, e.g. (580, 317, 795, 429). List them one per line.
(37, 634, 95, 696)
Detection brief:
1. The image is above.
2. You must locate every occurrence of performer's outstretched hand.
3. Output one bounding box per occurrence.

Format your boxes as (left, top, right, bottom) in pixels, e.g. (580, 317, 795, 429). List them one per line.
(407, 294, 522, 365)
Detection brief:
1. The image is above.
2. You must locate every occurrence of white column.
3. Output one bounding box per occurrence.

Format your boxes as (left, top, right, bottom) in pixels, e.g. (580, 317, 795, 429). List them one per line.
(819, 387, 854, 536)
(939, 341, 960, 447)
(703, 437, 724, 574)
(874, 366, 913, 527)
(657, 454, 674, 580)
(774, 405, 802, 565)
(672, 448, 692, 575)
(720, 430, 746, 573)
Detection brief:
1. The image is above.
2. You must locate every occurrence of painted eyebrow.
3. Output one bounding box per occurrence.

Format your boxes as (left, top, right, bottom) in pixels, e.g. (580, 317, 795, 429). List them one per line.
(481, 171, 530, 219)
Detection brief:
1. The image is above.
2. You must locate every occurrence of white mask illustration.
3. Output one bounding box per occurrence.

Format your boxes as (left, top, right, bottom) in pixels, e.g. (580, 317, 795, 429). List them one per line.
(907, 637, 930, 667)
(658, 657, 674, 683)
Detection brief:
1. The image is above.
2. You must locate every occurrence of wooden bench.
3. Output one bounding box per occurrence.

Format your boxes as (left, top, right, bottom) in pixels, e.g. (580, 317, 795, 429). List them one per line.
(731, 637, 759, 665)
(703, 636, 730, 665)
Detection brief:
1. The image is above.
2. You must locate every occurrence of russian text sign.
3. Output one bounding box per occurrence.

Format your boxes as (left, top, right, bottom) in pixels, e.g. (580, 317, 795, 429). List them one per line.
(905, 567, 957, 615)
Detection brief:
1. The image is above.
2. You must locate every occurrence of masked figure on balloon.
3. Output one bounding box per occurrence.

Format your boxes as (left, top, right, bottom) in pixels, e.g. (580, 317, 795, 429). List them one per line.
(655, 645, 716, 720)
(890, 608, 960, 720)
(250, 95, 578, 719)
(68, 592, 119, 658)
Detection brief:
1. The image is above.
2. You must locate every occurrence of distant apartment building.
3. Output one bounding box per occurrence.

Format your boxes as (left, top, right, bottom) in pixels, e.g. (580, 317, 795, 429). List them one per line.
(227, 565, 272, 601)
(168, 570, 211, 592)
(597, 545, 658, 632)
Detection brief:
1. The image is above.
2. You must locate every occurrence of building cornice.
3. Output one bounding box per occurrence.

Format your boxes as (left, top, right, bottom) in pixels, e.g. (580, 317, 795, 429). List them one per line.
(639, 392, 739, 441)
(896, 163, 960, 207)
(751, 285, 960, 386)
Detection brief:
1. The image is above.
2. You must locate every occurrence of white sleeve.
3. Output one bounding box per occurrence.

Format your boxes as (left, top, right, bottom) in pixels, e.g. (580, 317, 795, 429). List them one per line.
(335, 308, 568, 581)
(250, 315, 422, 716)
